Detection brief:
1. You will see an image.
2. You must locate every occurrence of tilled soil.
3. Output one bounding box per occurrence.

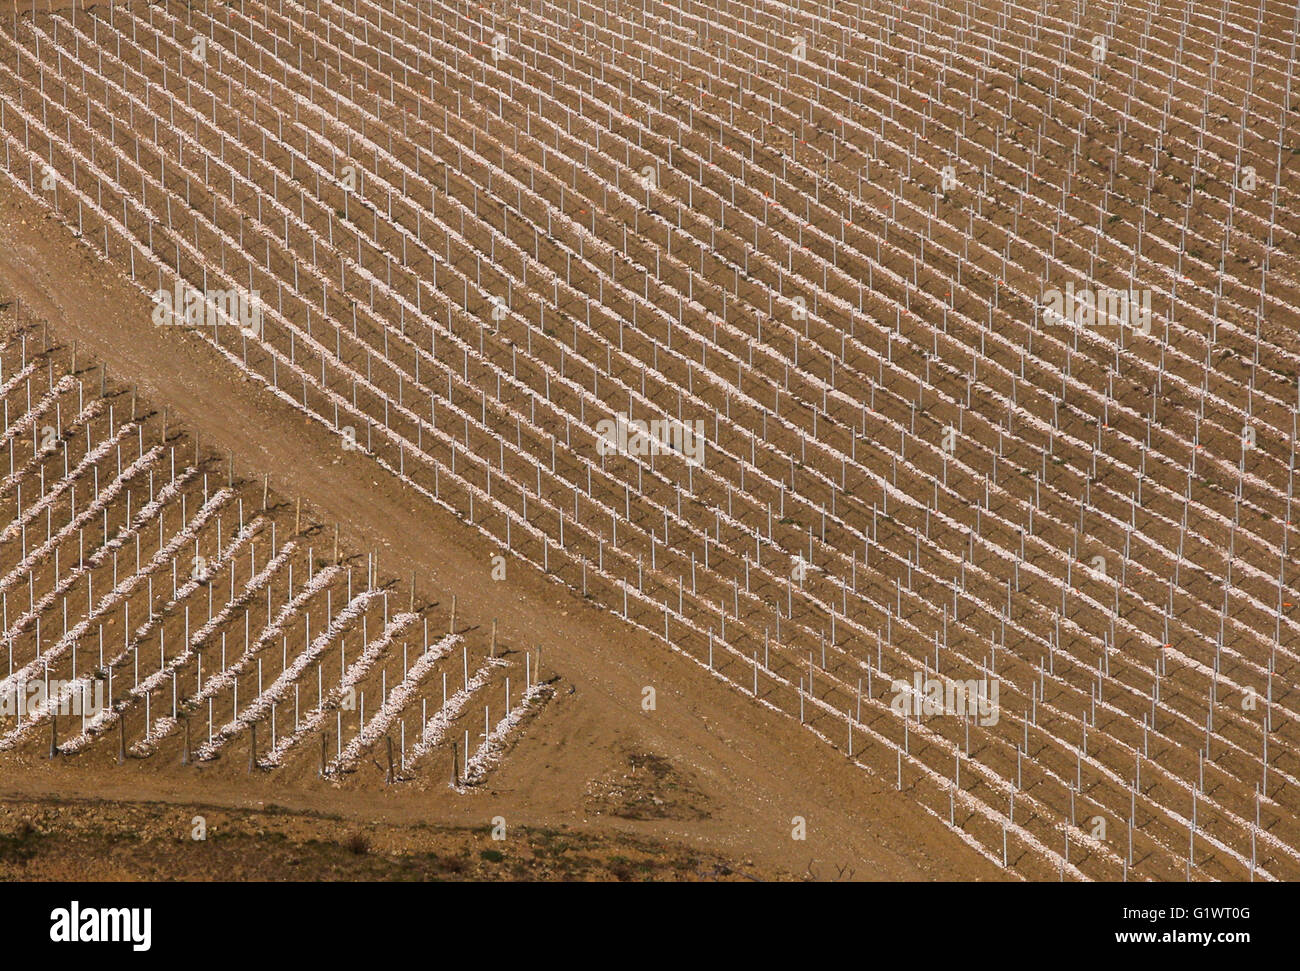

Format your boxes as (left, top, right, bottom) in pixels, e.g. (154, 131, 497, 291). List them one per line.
(0, 0, 1294, 881)
(0, 190, 1000, 882)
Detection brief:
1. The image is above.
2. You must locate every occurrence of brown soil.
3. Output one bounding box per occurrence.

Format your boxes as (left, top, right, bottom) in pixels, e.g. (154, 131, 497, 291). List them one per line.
(0, 0, 1293, 882)
(0, 189, 999, 881)
(0, 789, 782, 881)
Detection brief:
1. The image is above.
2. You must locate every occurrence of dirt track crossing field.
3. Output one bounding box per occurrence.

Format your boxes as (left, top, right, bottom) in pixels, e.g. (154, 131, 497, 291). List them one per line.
(0, 0, 1298, 882)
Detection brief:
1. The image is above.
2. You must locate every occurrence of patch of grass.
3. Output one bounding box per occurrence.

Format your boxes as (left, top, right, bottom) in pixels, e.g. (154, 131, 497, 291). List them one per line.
(0, 821, 41, 864)
(439, 854, 468, 874)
